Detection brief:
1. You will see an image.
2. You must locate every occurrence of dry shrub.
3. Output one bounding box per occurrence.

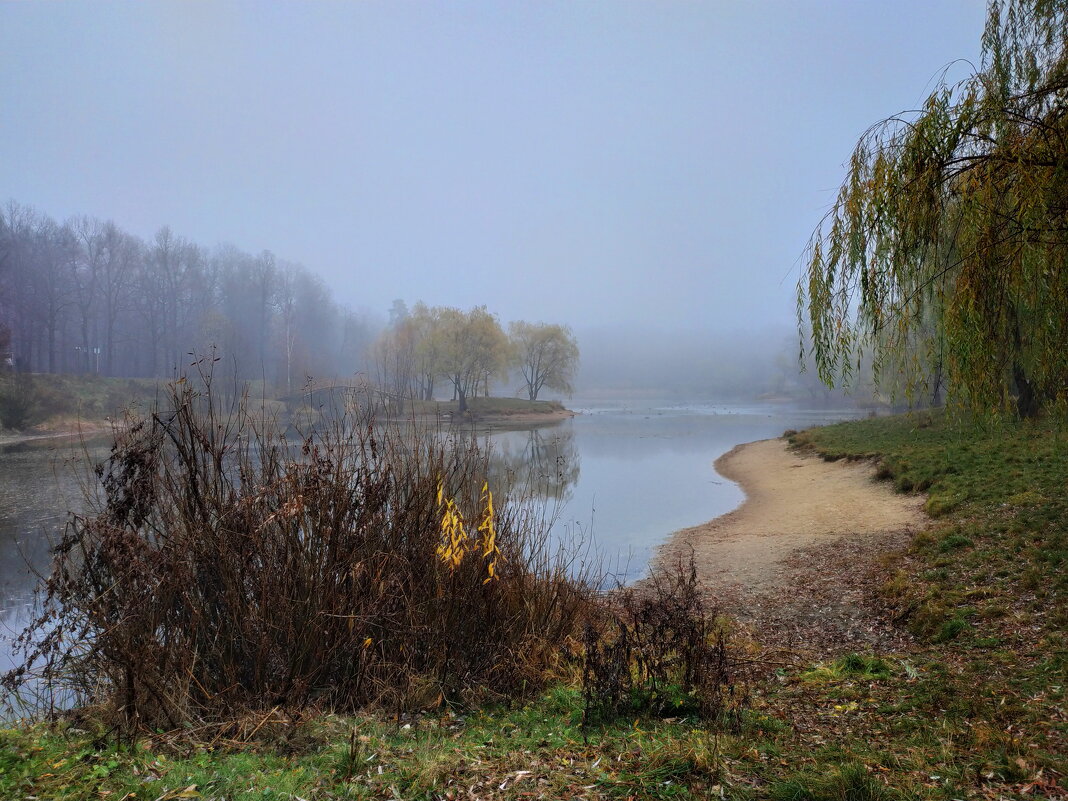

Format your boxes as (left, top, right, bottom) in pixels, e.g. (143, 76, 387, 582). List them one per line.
(0, 373, 42, 429)
(580, 558, 748, 729)
(4, 369, 592, 732)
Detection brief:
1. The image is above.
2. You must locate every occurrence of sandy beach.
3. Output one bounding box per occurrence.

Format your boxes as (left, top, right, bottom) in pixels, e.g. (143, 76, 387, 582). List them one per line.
(658, 437, 929, 652)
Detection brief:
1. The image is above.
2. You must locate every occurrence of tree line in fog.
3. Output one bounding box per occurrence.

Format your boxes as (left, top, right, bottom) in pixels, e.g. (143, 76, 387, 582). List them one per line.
(0, 200, 374, 391)
(0, 201, 579, 406)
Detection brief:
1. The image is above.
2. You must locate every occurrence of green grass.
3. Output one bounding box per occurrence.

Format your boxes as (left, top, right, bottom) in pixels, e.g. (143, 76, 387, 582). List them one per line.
(809, 653, 894, 681)
(788, 411, 1067, 645)
(0, 690, 734, 801)
(789, 410, 1068, 517)
(777, 411, 1067, 797)
(768, 763, 900, 801)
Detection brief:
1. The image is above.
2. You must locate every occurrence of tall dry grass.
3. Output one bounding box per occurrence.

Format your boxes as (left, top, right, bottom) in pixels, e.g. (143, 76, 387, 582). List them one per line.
(4, 368, 593, 731)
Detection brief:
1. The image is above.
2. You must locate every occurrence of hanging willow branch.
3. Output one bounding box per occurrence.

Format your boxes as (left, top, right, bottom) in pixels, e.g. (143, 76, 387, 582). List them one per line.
(799, 0, 1068, 416)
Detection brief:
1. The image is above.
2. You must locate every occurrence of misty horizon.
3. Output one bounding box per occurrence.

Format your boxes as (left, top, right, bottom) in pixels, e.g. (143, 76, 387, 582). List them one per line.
(1, 2, 985, 343)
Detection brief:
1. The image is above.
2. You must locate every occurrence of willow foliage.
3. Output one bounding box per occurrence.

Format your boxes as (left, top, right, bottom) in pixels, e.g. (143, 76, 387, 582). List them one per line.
(800, 0, 1068, 416)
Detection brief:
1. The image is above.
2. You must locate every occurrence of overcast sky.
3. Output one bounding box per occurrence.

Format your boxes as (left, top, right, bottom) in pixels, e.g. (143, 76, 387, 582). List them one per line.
(1, 1, 985, 337)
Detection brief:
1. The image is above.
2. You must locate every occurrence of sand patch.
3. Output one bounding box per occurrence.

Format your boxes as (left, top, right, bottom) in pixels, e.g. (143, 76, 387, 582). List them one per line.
(657, 437, 928, 653)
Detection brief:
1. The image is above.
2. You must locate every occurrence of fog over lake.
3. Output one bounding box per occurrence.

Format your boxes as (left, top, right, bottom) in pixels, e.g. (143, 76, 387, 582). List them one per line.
(1, 2, 985, 352)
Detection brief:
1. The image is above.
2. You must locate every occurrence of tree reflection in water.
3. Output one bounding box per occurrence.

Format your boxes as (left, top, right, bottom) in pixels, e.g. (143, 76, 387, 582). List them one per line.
(487, 425, 580, 507)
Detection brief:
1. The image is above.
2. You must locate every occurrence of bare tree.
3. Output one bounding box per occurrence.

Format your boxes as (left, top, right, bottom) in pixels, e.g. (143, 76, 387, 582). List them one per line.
(0, 200, 376, 383)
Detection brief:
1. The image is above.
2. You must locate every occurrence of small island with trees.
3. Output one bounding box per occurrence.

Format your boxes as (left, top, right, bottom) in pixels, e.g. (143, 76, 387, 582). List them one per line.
(367, 300, 579, 422)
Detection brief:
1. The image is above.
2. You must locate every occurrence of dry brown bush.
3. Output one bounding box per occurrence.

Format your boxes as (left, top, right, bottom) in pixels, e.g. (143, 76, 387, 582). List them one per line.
(580, 558, 748, 729)
(4, 365, 593, 732)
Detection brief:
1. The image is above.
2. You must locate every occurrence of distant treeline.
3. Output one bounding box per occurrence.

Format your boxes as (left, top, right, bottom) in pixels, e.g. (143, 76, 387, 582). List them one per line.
(0, 200, 375, 390)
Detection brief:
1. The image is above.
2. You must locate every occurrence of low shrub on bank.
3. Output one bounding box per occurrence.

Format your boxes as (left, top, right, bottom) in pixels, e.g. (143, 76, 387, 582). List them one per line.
(4, 372, 593, 731)
(0, 374, 43, 429)
(580, 559, 748, 728)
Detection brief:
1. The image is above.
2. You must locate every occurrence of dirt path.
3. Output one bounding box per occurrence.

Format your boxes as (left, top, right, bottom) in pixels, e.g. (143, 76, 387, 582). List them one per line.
(657, 438, 928, 655)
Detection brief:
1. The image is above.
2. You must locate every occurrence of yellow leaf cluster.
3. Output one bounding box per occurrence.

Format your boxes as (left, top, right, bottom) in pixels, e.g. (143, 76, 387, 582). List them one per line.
(435, 480, 502, 583)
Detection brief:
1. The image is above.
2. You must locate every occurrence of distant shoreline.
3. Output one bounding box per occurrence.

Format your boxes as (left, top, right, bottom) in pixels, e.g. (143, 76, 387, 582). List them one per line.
(0, 421, 117, 449)
(442, 406, 576, 429)
(374, 396, 576, 429)
(0, 402, 576, 448)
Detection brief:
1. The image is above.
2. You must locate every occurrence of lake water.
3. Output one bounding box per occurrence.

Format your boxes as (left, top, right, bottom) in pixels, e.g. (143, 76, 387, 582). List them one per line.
(485, 401, 861, 583)
(0, 434, 113, 675)
(0, 401, 860, 674)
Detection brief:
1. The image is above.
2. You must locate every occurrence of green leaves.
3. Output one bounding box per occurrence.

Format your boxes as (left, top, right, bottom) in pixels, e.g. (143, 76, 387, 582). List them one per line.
(800, 0, 1068, 417)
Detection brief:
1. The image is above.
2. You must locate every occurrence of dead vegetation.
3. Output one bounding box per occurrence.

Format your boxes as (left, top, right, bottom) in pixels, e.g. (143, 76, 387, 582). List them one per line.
(3, 365, 594, 734)
(579, 558, 750, 729)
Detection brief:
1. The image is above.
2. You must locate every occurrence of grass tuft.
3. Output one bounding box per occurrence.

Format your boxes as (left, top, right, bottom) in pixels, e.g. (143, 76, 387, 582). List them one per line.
(770, 763, 900, 801)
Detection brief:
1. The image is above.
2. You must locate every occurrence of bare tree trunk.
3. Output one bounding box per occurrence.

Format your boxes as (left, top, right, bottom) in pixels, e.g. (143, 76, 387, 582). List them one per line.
(47, 303, 57, 373)
(1010, 310, 1040, 418)
(1012, 361, 1039, 418)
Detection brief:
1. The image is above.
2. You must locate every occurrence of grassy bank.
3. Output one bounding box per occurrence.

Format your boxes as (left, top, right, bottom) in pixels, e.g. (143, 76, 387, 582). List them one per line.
(763, 413, 1066, 798)
(0, 373, 162, 432)
(3, 411, 1065, 799)
(408, 396, 571, 423)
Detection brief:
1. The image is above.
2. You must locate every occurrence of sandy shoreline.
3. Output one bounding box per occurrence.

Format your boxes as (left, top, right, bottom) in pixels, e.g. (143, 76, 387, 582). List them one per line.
(657, 437, 928, 652)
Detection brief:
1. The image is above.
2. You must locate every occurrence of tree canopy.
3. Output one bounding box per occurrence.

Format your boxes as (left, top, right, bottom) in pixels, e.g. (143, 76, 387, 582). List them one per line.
(371, 304, 578, 411)
(799, 0, 1068, 416)
(509, 321, 579, 401)
(435, 306, 511, 413)
(0, 201, 373, 384)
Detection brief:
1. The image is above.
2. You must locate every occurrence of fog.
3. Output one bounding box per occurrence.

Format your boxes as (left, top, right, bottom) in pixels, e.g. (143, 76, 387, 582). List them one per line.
(0, 1, 985, 399)
(575, 324, 804, 402)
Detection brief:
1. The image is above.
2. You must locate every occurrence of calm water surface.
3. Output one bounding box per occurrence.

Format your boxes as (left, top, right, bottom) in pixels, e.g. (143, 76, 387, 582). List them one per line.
(0, 434, 112, 674)
(486, 401, 861, 583)
(0, 402, 860, 672)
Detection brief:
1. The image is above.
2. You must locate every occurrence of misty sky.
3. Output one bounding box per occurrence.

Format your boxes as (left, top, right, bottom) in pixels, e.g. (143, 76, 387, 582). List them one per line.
(1, 1, 985, 337)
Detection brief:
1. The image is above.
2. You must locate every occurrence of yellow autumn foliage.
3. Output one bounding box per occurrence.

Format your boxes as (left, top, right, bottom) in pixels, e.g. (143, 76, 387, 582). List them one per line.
(435, 480, 501, 582)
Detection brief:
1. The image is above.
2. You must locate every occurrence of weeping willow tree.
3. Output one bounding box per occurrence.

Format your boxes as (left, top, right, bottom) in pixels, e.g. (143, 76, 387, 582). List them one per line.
(800, 0, 1068, 417)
